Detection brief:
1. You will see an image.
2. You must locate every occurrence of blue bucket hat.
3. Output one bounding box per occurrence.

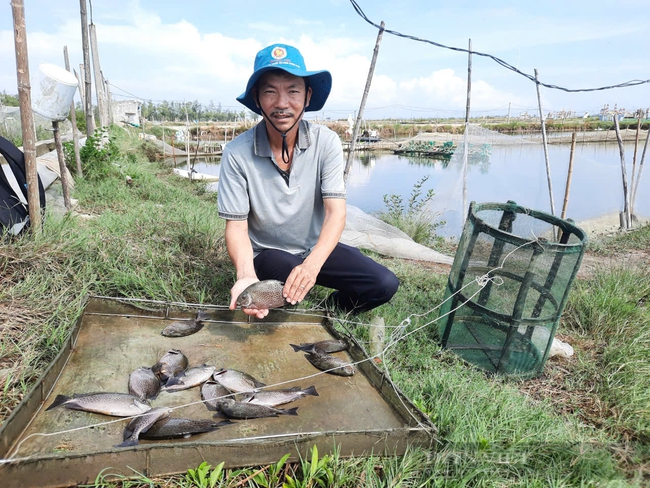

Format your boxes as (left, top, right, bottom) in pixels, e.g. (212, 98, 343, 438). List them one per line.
(237, 44, 332, 115)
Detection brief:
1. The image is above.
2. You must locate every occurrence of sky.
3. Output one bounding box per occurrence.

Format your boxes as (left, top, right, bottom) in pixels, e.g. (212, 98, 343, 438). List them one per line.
(1, 0, 649, 121)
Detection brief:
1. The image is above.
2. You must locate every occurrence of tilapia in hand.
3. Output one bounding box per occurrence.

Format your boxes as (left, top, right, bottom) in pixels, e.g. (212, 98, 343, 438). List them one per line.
(236, 280, 288, 310)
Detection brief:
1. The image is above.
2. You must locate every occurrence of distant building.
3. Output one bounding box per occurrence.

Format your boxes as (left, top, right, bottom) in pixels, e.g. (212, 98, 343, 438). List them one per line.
(111, 100, 141, 126)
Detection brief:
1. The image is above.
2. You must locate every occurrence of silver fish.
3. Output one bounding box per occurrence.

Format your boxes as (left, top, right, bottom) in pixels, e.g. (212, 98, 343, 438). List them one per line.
(304, 351, 356, 377)
(45, 392, 152, 417)
(116, 407, 172, 448)
(239, 385, 318, 407)
(213, 368, 266, 393)
(216, 398, 298, 419)
(161, 310, 209, 337)
(201, 380, 234, 411)
(161, 365, 216, 392)
(151, 349, 188, 382)
(236, 280, 287, 309)
(128, 366, 161, 401)
(290, 339, 349, 354)
(141, 417, 234, 440)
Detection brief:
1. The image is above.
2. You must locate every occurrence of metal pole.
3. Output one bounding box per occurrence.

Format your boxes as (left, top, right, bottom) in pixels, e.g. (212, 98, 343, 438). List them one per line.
(534, 69, 555, 216)
(344, 21, 385, 182)
(462, 39, 472, 224)
(64, 45, 83, 177)
(561, 131, 577, 220)
(11, 0, 41, 232)
(80, 0, 95, 135)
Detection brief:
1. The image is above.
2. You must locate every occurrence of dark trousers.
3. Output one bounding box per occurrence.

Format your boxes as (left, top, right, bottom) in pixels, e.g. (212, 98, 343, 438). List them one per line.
(254, 243, 399, 314)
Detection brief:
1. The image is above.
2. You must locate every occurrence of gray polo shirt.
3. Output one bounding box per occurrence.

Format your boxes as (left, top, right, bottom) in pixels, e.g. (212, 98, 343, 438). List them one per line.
(217, 120, 346, 257)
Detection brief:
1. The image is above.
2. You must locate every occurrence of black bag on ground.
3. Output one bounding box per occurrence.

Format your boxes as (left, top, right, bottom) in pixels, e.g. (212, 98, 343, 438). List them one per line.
(0, 135, 46, 235)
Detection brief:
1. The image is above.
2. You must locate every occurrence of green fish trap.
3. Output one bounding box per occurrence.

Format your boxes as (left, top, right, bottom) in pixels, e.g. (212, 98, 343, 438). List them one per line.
(439, 201, 587, 378)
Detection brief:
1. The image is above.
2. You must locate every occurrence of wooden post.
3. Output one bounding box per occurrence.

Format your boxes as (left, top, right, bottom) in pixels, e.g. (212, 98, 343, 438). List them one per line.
(534, 69, 556, 216)
(613, 115, 631, 229)
(51, 120, 72, 210)
(89, 22, 108, 128)
(11, 0, 41, 232)
(462, 39, 472, 224)
(80, 0, 95, 135)
(561, 131, 577, 220)
(344, 21, 385, 182)
(64, 45, 83, 177)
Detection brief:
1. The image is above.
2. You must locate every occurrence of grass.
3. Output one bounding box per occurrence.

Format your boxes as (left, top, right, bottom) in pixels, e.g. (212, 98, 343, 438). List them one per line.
(1, 126, 649, 486)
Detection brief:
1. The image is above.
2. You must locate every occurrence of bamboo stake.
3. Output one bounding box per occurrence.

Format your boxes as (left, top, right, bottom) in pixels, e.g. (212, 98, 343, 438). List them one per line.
(104, 77, 113, 125)
(89, 23, 108, 128)
(534, 69, 556, 216)
(11, 0, 41, 233)
(51, 120, 72, 210)
(629, 110, 641, 216)
(462, 39, 472, 225)
(79, 0, 95, 135)
(561, 131, 577, 220)
(613, 115, 632, 229)
(630, 126, 648, 220)
(75, 65, 85, 109)
(64, 45, 83, 177)
(344, 21, 385, 182)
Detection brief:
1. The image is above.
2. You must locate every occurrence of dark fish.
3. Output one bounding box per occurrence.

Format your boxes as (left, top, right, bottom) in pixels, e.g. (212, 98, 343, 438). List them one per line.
(239, 385, 318, 407)
(141, 417, 234, 440)
(45, 392, 152, 417)
(236, 280, 287, 309)
(151, 349, 188, 382)
(216, 398, 298, 419)
(161, 310, 209, 337)
(290, 339, 349, 354)
(161, 365, 216, 392)
(304, 351, 356, 376)
(116, 407, 172, 448)
(128, 366, 161, 401)
(213, 368, 266, 393)
(201, 380, 233, 411)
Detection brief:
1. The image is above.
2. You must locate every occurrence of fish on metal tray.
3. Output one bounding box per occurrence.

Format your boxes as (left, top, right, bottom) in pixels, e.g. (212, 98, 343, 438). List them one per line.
(304, 350, 356, 377)
(161, 365, 216, 392)
(236, 280, 288, 310)
(128, 366, 161, 401)
(201, 379, 234, 411)
(289, 339, 349, 354)
(45, 392, 152, 417)
(115, 407, 172, 448)
(151, 349, 188, 382)
(216, 398, 298, 419)
(161, 310, 209, 337)
(238, 385, 318, 407)
(140, 417, 235, 440)
(213, 368, 266, 393)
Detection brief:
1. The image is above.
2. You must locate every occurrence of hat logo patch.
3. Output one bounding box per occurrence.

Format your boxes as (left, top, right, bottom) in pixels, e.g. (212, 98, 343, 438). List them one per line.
(271, 47, 287, 60)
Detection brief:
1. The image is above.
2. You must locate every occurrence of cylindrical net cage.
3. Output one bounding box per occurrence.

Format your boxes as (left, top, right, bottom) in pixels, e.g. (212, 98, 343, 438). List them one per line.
(438, 201, 587, 378)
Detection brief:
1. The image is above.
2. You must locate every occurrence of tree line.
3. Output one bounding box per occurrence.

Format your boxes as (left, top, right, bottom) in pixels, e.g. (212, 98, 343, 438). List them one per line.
(139, 99, 257, 123)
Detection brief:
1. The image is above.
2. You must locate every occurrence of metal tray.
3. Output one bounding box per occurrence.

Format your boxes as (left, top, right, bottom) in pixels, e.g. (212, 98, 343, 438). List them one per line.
(0, 296, 436, 487)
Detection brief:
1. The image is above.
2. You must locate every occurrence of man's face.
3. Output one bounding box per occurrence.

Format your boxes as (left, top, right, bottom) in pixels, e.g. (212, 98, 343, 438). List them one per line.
(255, 71, 312, 133)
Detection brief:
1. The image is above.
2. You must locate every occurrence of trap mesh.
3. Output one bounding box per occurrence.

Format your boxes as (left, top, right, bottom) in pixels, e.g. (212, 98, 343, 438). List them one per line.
(438, 201, 587, 378)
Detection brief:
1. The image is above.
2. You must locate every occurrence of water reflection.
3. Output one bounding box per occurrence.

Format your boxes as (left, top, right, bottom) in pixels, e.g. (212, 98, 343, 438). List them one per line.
(170, 141, 648, 238)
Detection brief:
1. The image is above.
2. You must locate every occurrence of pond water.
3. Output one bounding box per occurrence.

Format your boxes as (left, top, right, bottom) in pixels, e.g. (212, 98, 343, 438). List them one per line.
(172, 140, 648, 238)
